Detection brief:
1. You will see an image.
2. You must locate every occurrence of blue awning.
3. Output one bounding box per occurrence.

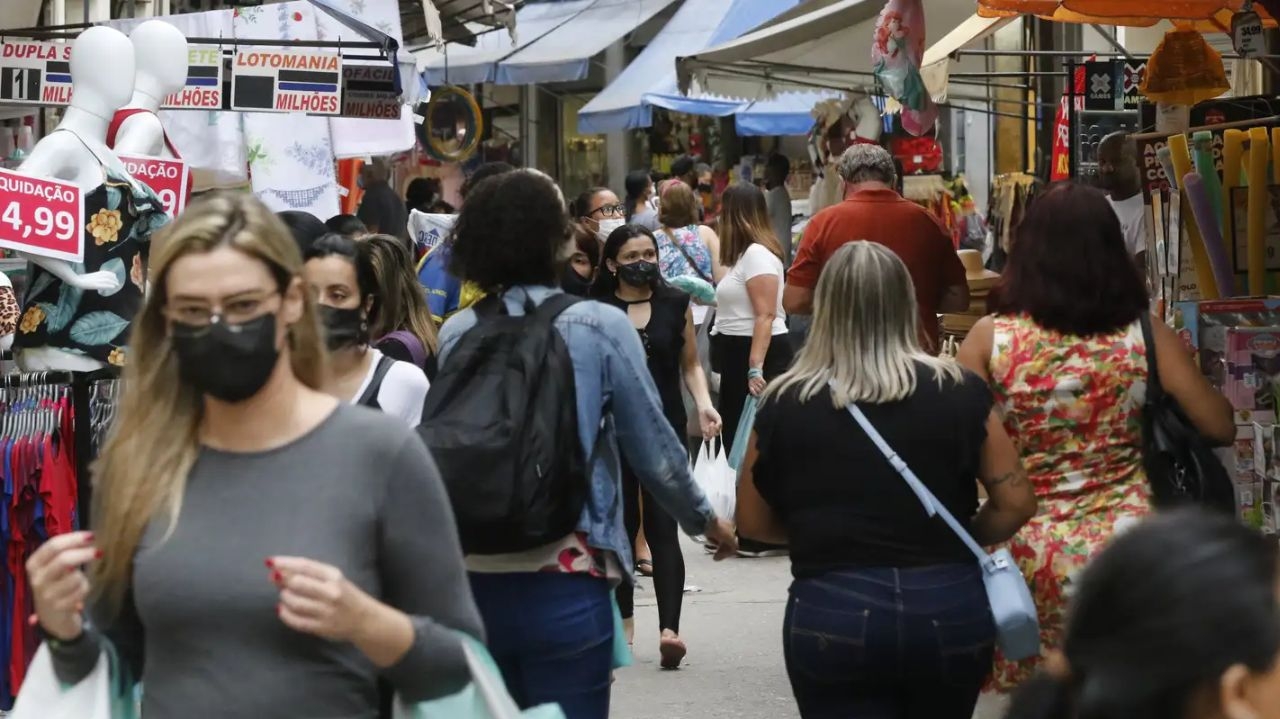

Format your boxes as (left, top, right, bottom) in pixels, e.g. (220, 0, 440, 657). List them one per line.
(418, 0, 678, 87)
(419, 1, 594, 86)
(737, 92, 840, 137)
(496, 0, 678, 85)
(578, 0, 819, 135)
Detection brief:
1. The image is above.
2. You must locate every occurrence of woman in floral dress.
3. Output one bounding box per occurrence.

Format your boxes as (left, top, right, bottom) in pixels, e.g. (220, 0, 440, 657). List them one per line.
(957, 183, 1233, 693)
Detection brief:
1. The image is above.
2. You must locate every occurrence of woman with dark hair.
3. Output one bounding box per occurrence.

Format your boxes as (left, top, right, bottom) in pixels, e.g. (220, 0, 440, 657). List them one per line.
(439, 169, 737, 718)
(303, 233, 429, 425)
(325, 213, 368, 239)
(571, 186, 626, 242)
(362, 234, 439, 376)
(591, 224, 721, 669)
(562, 222, 601, 297)
(624, 170, 659, 230)
(1006, 508, 1280, 719)
(956, 182, 1233, 694)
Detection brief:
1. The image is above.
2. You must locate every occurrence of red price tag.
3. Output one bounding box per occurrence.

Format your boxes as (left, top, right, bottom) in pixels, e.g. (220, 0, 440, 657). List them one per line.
(0, 168, 84, 262)
(119, 155, 187, 218)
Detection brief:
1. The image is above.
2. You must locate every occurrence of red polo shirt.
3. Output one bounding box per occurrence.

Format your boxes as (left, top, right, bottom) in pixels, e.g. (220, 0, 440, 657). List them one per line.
(788, 188, 966, 352)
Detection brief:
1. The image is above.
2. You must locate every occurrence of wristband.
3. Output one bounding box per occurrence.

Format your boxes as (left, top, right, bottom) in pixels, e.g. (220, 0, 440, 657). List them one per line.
(747, 368, 764, 380)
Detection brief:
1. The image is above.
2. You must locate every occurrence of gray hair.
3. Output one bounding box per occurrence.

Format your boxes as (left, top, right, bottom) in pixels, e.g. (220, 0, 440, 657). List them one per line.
(837, 144, 896, 186)
(764, 241, 961, 406)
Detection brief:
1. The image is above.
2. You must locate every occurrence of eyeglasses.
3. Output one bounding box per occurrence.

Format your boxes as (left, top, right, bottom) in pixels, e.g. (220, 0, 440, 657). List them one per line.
(164, 293, 280, 331)
(588, 203, 627, 219)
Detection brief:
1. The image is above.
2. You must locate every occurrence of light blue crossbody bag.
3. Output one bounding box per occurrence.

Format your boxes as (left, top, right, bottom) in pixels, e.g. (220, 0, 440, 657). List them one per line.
(843, 402, 1042, 661)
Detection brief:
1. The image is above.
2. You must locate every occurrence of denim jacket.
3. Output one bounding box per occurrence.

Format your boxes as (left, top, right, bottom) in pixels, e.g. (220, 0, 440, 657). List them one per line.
(437, 285, 714, 578)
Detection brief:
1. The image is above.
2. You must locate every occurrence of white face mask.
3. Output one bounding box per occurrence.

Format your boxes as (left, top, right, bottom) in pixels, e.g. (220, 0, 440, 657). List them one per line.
(597, 218, 625, 241)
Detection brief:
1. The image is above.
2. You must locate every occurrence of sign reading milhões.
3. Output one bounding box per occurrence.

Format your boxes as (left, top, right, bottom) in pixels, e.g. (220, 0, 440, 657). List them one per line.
(342, 64, 401, 120)
(0, 41, 74, 106)
(162, 46, 224, 110)
(231, 49, 342, 115)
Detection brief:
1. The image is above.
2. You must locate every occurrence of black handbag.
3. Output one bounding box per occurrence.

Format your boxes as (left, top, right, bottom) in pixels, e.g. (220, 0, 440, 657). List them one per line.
(1139, 315, 1236, 513)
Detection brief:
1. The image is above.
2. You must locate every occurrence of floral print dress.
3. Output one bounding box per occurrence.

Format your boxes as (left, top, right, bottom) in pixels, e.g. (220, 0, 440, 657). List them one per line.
(987, 314, 1152, 692)
(15, 169, 169, 366)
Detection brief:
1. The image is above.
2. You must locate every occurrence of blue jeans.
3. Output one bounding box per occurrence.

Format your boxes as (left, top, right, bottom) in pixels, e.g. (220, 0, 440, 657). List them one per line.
(469, 572, 613, 719)
(784, 564, 995, 719)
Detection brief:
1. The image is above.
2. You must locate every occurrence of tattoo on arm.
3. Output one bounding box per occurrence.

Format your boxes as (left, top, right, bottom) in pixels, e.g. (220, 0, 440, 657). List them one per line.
(986, 467, 1028, 488)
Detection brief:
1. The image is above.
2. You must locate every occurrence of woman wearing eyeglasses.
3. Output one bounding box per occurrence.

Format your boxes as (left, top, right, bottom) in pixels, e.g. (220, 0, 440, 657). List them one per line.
(572, 187, 628, 243)
(26, 192, 483, 717)
(591, 224, 721, 669)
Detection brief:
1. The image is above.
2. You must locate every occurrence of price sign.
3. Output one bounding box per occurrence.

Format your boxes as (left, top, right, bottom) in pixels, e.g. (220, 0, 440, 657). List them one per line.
(0, 41, 74, 106)
(0, 169, 84, 262)
(1233, 9, 1267, 59)
(119, 155, 188, 218)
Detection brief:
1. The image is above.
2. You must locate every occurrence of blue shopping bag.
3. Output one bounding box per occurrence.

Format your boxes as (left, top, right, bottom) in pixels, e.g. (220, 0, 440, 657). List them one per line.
(727, 395, 758, 470)
(396, 635, 566, 719)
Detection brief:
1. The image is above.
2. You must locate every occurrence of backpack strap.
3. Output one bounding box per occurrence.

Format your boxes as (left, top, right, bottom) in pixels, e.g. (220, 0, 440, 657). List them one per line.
(1138, 315, 1166, 404)
(378, 330, 427, 369)
(356, 355, 397, 408)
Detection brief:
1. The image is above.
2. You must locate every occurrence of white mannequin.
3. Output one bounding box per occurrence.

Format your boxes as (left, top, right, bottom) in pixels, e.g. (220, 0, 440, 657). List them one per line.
(112, 21, 188, 158)
(16, 26, 136, 372)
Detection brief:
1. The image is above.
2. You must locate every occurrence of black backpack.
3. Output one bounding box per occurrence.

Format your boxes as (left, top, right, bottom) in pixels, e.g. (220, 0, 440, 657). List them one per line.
(1139, 315, 1236, 514)
(418, 292, 588, 554)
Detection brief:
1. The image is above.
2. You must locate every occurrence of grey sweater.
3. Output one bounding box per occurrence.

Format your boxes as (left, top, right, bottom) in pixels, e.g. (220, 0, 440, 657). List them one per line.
(50, 405, 484, 718)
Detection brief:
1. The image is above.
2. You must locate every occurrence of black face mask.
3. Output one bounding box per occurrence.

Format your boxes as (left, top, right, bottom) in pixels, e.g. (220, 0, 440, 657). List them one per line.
(319, 305, 368, 350)
(697, 183, 713, 193)
(560, 264, 593, 297)
(617, 260, 659, 287)
(170, 313, 281, 404)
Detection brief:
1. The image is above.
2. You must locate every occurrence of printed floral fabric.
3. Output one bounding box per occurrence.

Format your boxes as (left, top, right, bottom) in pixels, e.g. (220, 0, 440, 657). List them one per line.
(986, 314, 1152, 692)
(656, 225, 713, 282)
(465, 532, 624, 586)
(15, 169, 169, 365)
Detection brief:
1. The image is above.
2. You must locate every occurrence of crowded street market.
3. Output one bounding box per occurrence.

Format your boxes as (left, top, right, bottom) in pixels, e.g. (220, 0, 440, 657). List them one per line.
(0, 0, 1278, 717)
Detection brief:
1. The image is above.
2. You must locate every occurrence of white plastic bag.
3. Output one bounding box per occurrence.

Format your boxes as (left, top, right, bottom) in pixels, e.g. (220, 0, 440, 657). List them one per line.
(693, 440, 736, 521)
(11, 643, 116, 719)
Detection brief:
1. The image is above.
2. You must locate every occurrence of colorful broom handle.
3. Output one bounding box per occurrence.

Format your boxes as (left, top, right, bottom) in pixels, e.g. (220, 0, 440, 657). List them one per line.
(1184, 172, 1236, 296)
(1169, 133, 1219, 299)
(1248, 127, 1270, 296)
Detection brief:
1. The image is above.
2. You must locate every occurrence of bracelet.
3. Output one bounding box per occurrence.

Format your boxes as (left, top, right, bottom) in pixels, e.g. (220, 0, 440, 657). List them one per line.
(747, 368, 764, 380)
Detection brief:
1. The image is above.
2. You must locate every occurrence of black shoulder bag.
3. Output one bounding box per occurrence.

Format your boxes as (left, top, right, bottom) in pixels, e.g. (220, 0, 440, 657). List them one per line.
(1139, 315, 1235, 513)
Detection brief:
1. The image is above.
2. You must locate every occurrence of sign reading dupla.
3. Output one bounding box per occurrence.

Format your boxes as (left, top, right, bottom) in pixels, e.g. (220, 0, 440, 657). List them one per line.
(0, 169, 84, 262)
(0, 41, 74, 106)
(231, 49, 342, 115)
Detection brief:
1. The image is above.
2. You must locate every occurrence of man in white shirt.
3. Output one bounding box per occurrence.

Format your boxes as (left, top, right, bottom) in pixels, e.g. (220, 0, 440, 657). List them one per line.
(1098, 132, 1149, 269)
(764, 154, 795, 267)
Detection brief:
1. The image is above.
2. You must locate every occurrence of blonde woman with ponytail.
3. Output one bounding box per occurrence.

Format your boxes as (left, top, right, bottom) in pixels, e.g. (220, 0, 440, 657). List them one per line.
(25, 192, 482, 717)
(736, 241, 1036, 719)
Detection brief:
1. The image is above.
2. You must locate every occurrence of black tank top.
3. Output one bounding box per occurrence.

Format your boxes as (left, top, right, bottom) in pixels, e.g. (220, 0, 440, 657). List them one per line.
(601, 286, 690, 436)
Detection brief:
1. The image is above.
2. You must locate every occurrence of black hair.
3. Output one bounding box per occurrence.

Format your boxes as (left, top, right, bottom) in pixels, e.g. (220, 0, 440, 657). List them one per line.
(303, 232, 379, 309)
(276, 210, 329, 256)
(1006, 509, 1280, 719)
(404, 176, 441, 211)
(448, 170, 568, 292)
(766, 153, 791, 179)
(324, 213, 367, 238)
(624, 170, 652, 221)
(589, 224, 664, 298)
(670, 155, 696, 181)
(460, 161, 516, 199)
(570, 187, 612, 221)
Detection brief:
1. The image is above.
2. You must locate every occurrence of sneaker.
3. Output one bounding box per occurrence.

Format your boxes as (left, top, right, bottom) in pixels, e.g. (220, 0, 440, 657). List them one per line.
(736, 537, 788, 558)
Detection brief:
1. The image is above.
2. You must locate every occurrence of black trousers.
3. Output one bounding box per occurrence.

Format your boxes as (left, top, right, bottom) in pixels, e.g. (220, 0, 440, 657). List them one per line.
(615, 461, 685, 633)
(714, 333, 794, 455)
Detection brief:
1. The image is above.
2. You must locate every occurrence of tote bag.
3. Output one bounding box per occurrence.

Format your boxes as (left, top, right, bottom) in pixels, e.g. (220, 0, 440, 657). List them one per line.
(395, 635, 566, 719)
(843, 402, 1041, 661)
(11, 642, 137, 719)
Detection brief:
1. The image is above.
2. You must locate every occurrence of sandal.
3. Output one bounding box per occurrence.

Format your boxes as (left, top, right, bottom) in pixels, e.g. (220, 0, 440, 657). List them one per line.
(659, 634, 687, 670)
(635, 558, 654, 577)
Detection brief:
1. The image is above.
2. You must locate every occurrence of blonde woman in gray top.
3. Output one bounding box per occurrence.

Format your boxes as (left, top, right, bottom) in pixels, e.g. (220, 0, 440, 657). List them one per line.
(25, 192, 482, 718)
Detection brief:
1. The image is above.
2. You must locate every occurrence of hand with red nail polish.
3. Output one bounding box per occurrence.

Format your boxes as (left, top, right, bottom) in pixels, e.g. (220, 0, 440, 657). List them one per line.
(25, 531, 97, 641)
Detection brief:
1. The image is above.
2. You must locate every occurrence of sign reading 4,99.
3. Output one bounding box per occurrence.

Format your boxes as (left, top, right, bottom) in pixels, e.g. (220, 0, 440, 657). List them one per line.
(0, 169, 84, 262)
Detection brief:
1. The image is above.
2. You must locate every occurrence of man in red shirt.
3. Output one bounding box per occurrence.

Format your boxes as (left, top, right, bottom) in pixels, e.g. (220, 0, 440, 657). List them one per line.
(784, 144, 969, 353)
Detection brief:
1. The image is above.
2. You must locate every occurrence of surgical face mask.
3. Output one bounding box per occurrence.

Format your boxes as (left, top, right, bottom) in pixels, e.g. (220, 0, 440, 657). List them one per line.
(597, 218, 626, 242)
(617, 259, 659, 287)
(170, 313, 281, 403)
(318, 304, 368, 350)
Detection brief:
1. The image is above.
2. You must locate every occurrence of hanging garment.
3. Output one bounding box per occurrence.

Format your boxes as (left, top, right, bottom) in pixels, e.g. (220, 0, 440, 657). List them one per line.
(872, 0, 937, 136)
(14, 167, 169, 365)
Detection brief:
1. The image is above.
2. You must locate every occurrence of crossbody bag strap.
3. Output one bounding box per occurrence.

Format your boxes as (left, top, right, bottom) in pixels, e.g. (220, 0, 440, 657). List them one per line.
(1138, 314, 1166, 404)
(668, 227, 712, 283)
(842, 401, 991, 566)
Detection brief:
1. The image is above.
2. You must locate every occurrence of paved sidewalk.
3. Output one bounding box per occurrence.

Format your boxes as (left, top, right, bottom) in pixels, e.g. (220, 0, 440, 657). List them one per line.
(610, 536, 799, 719)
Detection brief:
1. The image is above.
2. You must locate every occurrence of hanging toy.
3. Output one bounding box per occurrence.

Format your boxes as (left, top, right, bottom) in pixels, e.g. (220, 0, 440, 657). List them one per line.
(871, 0, 937, 136)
